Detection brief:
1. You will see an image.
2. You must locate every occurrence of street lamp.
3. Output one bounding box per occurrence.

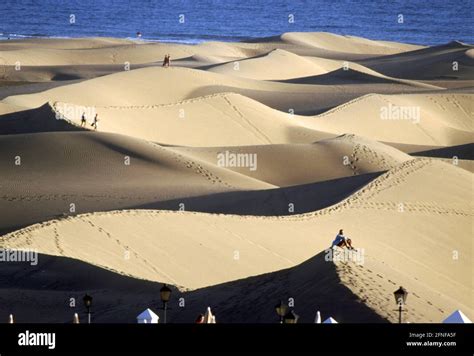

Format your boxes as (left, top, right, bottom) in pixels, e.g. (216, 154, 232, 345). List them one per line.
(275, 301, 288, 324)
(393, 286, 408, 323)
(160, 284, 172, 324)
(83, 294, 93, 324)
(283, 310, 299, 324)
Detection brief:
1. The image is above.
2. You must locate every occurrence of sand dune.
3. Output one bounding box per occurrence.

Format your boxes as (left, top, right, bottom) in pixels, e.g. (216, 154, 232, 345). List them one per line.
(0, 103, 84, 134)
(206, 48, 440, 84)
(0, 37, 136, 50)
(0, 101, 24, 115)
(50, 93, 333, 146)
(278, 32, 423, 54)
(207, 49, 341, 80)
(411, 143, 474, 172)
(0, 41, 193, 67)
(1, 33, 472, 324)
(0, 38, 245, 82)
(298, 93, 474, 146)
(0, 131, 274, 233)
(412, 143, 474, 159)
(1, 31, 421, 70)
(0, 131, 411, 233)
(1, 92, 333, 145)
(3, 65, 437, 117)
(2, 34, 450, 118)
(0, 250, 386, 323)
(2, 159, 472, 322)
(244, 32, 423, 60)
(4, 91, 470, 148)
(134, 172, 384, 217)
(55, 92, 474, 147)
(359, 41, 474, 80)
(4, 66, 316, 107)
(170, 134, 411, 186)
(281, 67, 440, 89)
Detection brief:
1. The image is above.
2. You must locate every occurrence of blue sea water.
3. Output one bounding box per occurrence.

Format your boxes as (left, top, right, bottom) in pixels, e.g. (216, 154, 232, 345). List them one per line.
(0, 0, 472, 45)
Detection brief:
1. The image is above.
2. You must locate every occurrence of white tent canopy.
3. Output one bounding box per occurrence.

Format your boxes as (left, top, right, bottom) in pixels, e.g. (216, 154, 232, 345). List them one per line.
(136, 308, 159, 324)
(315, 311, 321, 324)
(443, 310, 472, 324)
(323, 317, 338, 324)
(203, 306, 216, 324)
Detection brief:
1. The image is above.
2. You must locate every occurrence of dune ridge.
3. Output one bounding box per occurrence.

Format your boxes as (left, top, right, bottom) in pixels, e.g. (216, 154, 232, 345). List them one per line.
(3, 91, 471, 148)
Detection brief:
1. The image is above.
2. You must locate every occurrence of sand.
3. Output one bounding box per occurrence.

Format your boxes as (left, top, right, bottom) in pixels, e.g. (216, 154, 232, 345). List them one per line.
(0, 32, 472, 323)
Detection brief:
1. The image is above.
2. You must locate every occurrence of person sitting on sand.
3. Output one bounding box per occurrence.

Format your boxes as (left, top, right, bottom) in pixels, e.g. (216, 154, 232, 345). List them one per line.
(91, 113, 99, 131)
(331, 229, 355, 250)
(81, 112, 86, 127)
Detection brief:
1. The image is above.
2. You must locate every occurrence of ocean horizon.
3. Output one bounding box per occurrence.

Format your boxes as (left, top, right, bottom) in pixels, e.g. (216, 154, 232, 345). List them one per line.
(1, 0, 473, 45)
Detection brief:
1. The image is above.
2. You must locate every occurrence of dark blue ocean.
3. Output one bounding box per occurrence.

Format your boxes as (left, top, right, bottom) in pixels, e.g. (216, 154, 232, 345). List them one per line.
(0, 0, 472, 45)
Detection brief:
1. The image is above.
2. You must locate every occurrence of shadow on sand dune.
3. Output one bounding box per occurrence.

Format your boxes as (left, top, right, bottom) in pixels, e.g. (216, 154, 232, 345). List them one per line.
(275, 69, 402, 85)
(0, 104, 86, 134)
(411, 143, 474, 160)
(0, 170, 381, 236)
(134, 172, 382, 216)
(0, 251, 386, 323)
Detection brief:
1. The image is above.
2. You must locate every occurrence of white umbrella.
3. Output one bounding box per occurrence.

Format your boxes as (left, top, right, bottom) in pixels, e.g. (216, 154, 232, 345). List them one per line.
(203, 307, 215, 324)
(136, 308, 159, 324)
(443, 310, 472, 324)
(323, 317, 338, 324)
(8, 314, 14, 324)
(315, 311, 321, 324)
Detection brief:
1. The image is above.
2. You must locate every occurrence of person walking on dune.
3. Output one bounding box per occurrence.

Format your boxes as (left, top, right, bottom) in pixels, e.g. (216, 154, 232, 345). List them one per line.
(162, 54, 170, 67)
(81, 112, 86, 127)
(91, 113, 99, 131)
(331, 229, 355, 250)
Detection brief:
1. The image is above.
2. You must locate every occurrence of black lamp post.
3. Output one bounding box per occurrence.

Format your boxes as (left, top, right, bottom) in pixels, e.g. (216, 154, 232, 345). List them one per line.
(160, 284, 172, 324)
(275, 301, 288, 324)
(83, 294, 93, 324)
(394, 286, 408, 324)
(283, 310, 299, 324)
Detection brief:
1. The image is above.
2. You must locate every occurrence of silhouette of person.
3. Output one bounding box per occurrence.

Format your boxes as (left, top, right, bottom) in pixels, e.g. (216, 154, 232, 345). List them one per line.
(91, 113, 99, 130)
